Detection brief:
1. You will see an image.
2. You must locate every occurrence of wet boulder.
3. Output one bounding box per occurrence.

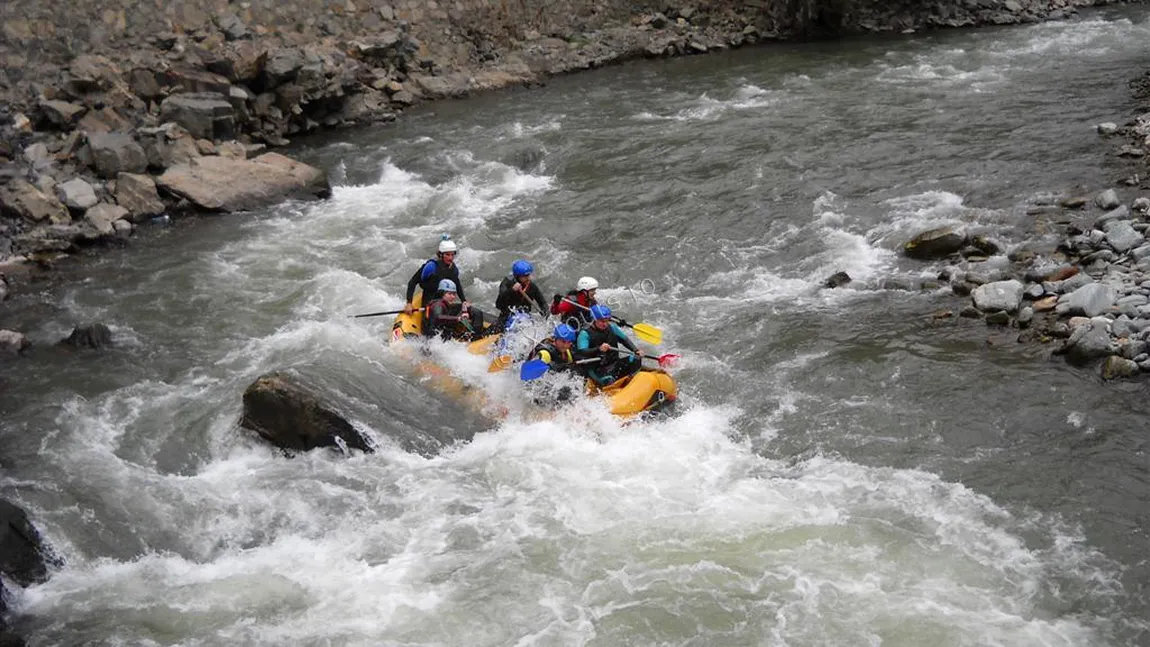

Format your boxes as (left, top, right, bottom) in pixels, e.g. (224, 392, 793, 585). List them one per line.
(87, 133, 147, 179)
(823, 271, 851, 288)
(1101, 355, 1139, 380)
(972, 279, 1024, 313)
(1057, 318, 1113, 365)
(157, 153, 331, 212)
(60, 323, 113, 349)
(0, 500, 52, 587)
(0, 331, 30, 356)
(903, 226, 966, 260)
(240, 371, 374, 454)
(1059, 283, 1115, 318)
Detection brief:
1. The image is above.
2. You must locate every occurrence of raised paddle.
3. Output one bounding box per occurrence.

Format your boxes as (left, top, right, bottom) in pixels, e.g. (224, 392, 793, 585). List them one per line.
(560, 298, 663, 345)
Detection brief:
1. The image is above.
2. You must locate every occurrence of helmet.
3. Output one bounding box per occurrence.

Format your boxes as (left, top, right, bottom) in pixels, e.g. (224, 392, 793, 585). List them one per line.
(590, 304, 612, 321)
(512, 260, 533, 277)
(576, 276, 598, 291)
(437, 279, 457, 293)
(553, 323, 577, 343)
(438, 237, 458, 254)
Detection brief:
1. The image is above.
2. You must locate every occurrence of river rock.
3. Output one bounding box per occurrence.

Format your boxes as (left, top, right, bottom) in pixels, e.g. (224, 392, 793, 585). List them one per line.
(240, 371, 374, 453)
(903, 226, 966, 260)
(1096, 189, 1121, 210)
(823, 271, 851, 288)
(87, 133, 147, 178)
(84, 203, 129, 236)
(114, 173, 165, 220)
(1059, 318, 1113, 364)
(56, 178, 99, 211)
(157, 153, 331, 212)
(40, 99, 86, 128)
(972, 279, 1024, 313)
(0, 180, 70, 224)
(0, 499, 53, 587)
(1101, 355, 1139, 380)
(60, 323, 113, 349)
(159, 93, 236, 141)
(1060, 283, 1115, 317)
(0, 331, 31, 355)
(1104, 219, 1143, 253)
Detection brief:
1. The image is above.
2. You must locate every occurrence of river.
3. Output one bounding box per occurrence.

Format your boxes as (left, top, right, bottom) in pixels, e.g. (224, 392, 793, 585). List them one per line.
(2, 6, 1149, 646)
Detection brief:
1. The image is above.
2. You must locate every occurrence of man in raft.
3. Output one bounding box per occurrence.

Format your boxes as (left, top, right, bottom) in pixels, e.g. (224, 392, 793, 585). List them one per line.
(576, 305, 643, 386)
(551, 275, 599, 326)
(424, 279, 483, 341)
(404, 235, 468, 315)
(527, 323, 581, 404)
(490, 259, 548, 333)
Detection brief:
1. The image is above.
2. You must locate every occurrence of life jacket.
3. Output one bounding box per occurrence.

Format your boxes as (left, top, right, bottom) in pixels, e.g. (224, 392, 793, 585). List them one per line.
(580, 324, 621, 364)
(532, 339, 575, 370)
(419, 259, 461, 300)
(424, 298, 468, 337)
(551, 289, 597, 321)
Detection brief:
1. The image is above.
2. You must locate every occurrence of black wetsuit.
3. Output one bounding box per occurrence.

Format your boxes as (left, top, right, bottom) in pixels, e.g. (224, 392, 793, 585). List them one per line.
(492, 275, 548, 332)
(406, 259, 465, 304)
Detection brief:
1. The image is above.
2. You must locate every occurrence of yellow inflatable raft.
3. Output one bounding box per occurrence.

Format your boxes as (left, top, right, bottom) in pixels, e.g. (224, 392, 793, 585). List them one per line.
(390, 296, 678, 419)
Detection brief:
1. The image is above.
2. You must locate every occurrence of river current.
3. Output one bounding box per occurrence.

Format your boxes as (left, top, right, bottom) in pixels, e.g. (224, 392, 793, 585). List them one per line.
(2, 7, 1149, 646)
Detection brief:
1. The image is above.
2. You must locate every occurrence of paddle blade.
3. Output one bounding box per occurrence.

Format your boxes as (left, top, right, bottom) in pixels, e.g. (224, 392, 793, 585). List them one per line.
(519, 359, 550, 381)
(655, 353, 680, 368)
(488, 355, 513, 373)
(631, 322, 663, 345)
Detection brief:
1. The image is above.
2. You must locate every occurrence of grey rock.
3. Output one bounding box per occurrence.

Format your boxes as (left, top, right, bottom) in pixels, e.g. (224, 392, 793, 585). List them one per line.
(1096, 189, 1121, 210)
(1016, 306, 1034, 328)
(56, 178, 99, 211)
(972, 279, 1024, 313)
(1096, 204, 1130, 227)
(1118, 337, 1147, 359)
(1096, 122, 1119, 134)
(87, 133, 147, 178)
(217, 12, 249, 40)
(1133, 197, 1150, 213)
(1060, 318, 1113, 364)
(40, 99, 86, 127)
(985, 310, 1011, 326)
(1024, 283, 1045, 299)
(84, 203, 129, 236)
(157, 153, 331, 212)
(115, 173, 165, 221)
(1104, 219, 1143, 253)
(0, 330, 31, 355)
(60, 323, 113, 349)
(240, 371, 374, 453)
(903, 225, 966, 260)
(1061, 282, 1116, 317)
(159, 93, 236, 141)
(0, 180, 70, 224)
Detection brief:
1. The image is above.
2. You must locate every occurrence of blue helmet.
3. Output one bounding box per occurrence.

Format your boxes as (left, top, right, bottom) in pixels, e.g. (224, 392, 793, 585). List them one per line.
(590, 304, 612, 321)
(512, 260, 533, 277)
(437, 279, 457, 293)
(553, 323, 577, 342)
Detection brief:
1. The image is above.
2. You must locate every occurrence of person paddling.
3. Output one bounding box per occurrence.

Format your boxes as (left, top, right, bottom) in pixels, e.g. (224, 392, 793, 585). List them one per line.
(576, 305, 642, 386)
(492, 260, 548, 333)
(404, 235, 467, 314)
(424, 279, 482, 341)
(551, 276, 599, 325)
(527, 323, 581, 405)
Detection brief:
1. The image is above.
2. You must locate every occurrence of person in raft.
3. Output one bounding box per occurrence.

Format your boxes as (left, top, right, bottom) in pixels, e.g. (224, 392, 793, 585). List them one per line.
(551, 275, 599, 325)
(527, 323, 582, 405)
(576, 305, 643, 386)
(492, 259, 548, 332)
(423, 279, 483, 341)
(404, 235, 466, 314)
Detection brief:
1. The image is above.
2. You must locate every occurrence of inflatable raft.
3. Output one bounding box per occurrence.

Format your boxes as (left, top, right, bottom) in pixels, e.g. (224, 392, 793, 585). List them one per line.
(391, 300, 677, 419)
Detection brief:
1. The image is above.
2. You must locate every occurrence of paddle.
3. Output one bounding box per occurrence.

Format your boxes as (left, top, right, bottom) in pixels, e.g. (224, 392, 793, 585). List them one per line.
(560, 298, 663, 345)
(614, 346, 681, 369)
(350, 308, 406, 319)
(520, 357, 601, 381)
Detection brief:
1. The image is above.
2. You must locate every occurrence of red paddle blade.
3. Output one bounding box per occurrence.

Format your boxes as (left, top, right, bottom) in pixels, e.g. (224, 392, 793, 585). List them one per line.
(656, 354, 680, 368)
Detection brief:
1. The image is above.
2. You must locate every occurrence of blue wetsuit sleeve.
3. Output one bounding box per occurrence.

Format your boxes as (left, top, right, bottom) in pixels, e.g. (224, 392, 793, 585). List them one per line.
(610, 324, 637, 353)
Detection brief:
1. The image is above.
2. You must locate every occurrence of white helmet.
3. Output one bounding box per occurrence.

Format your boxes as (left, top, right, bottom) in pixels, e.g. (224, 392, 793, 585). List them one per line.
(576, 276, 598, 291)
(438, 239, 458, 254)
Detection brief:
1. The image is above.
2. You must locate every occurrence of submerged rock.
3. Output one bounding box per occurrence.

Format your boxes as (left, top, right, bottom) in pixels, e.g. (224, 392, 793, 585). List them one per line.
(240, 371, 374, 454)
(60, 323, 113, 349)
(904, 226, 966, 260)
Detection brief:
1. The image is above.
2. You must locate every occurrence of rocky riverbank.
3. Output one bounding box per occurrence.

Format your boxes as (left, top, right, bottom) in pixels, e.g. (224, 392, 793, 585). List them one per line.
(0, 0, 1132, 293)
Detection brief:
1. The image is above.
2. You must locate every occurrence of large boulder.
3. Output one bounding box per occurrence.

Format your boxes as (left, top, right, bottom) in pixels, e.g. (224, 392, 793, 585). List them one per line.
(60, 323, 113, 349)
(157, 153, 331, 212)
(159, 93, 236, 141)
(0, 499, 53, 587)
(114, 173, 165, 221)
(87, 133, 147, 179)
(0, 180, 70, 224)
(240, 371, 374, 453)
(903, 226, 966, 260)
(56, 178, 99, 211)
